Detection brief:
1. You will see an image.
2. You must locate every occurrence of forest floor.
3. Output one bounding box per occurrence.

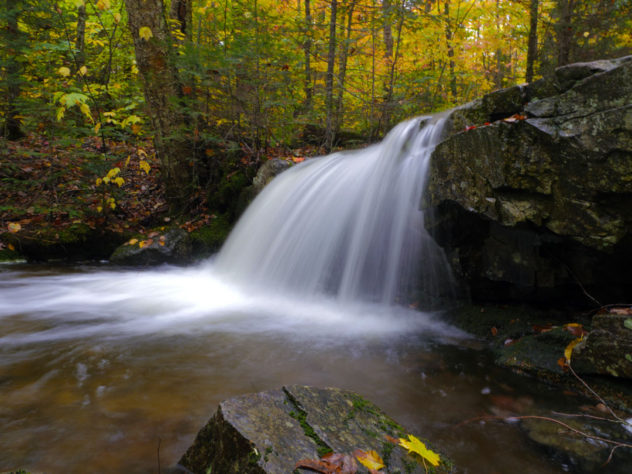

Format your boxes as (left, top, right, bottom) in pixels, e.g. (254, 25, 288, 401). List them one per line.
(0, 134, 322, 259)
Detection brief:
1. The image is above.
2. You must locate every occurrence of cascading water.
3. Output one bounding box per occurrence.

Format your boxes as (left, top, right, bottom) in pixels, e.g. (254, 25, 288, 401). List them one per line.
(214, 115, 453, 305)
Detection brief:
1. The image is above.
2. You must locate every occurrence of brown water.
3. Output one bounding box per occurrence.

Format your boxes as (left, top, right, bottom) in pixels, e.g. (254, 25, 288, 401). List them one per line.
(0, 264, 586, 473)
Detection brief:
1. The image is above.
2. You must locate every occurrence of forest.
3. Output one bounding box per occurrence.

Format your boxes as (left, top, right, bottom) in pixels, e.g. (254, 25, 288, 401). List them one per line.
(2, 0, 632, 228)
(2, 2, 632, 473)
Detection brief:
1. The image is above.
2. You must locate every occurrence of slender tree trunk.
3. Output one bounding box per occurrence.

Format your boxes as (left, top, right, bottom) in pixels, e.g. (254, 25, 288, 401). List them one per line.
(334, 0, 356, 133)
(526, 0, 539, 83)
(444, 0, 457, 99)
(494, 0, 504, 88)
(2, 0, 24, 140)
(324, 0, 338, 151)
(557, 0, 574, 66)
(124, 0, 194, 212)
(383, 0, 404, 132)
(170, 0, 193, 41)
(76, 4, 87, 68)
(302, 0, 313, 114)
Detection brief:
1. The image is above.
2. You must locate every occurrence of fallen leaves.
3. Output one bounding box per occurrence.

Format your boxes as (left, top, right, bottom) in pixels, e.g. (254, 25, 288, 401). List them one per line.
(354, 449, 384, 471)
(7, 222, 21, 233)
(398, 434, 440, 467)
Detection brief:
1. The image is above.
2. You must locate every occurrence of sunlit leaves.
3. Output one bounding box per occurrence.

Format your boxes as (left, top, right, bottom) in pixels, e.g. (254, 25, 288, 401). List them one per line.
(96, 0, 110, 11)
(139, 26, 153, 41)
(58, 66, 71, 77)
(398, 434, 440, 467)
(78, 65, 88, 76)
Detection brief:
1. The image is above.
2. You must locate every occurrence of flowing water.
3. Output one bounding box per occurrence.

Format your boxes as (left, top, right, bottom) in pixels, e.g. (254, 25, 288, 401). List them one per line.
(1, 118, 579, 472)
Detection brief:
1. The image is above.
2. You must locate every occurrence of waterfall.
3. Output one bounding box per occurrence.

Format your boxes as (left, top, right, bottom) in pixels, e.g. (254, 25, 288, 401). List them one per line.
(214, 116, 453, 306)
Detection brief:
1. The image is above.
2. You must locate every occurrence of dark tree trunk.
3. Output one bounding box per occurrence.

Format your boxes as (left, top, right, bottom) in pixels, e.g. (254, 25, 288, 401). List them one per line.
(302, 0, 313, 114)
(124, 0, 195, 212)
(525, 0, 539, 83)
(324, 0, 338, 151)
(2, 0, 25, 140)
(76, 4, 87, 68)
(557, 0, 574, 66)
(444, 0, 457, 99)
(334, 0, 356, 133)
(170, 0, 193, 41)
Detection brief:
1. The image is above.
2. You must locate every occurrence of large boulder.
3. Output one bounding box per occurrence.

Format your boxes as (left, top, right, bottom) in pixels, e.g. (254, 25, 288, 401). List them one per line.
(177, 385, 453, 474)
(425, 56, 632, 306)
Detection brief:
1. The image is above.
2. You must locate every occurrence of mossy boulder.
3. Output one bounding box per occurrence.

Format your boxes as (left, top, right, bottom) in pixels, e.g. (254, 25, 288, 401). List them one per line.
(426, 56, 632, 306)
(109, 227, 191, 265)
(189, 214, 232, 258)
(178, 385, 453, 474)
(0, 223, 125, 262)
(573, 309, 632, 379)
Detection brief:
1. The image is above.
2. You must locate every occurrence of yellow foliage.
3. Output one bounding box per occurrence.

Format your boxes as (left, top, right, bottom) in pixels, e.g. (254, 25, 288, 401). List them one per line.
(113, 177, 125, 187)
(399, 434, 440, 467)
(139, 160, 151, 174)
(58, 67, 71, 77)
(78, 66, 88, 76)
(96, 0, 110, 11)
(114, 12, 122, 23)
(139, 26, 153, 41)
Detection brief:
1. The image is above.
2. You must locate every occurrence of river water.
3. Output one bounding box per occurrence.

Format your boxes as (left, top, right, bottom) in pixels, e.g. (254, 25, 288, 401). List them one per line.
(0, 117, 582, 472)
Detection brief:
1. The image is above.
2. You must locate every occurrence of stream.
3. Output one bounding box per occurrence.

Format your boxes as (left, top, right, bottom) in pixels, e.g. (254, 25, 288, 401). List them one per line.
(0, 262, 587, 473)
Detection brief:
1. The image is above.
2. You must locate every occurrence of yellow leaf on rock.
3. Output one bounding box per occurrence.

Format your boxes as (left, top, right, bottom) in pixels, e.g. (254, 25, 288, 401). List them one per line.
(58, 66, 71, 77)
(128, 238, 138, 245)
(138, 240, 147, 248)
(564, 337, 583, 363)
(354, 449, 384, 471)
(139, 26, 153, 41)
(399, 434, 440, 467)
(8, 222, 21, 233)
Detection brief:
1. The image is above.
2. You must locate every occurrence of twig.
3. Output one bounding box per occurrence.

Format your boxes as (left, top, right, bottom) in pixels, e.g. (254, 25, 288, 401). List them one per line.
(568, 364, 624, 423)
(455, 414, 632, 450)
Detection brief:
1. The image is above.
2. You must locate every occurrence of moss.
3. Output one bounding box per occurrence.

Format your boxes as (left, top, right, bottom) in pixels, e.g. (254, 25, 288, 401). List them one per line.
(190, 213, 233, 257)
(284, 389, 333, 458)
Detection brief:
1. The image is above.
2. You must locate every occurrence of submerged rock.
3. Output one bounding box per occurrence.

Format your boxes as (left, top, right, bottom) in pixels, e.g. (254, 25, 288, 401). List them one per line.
(178, 385, 453, 474)
(426, 56, 632, 306)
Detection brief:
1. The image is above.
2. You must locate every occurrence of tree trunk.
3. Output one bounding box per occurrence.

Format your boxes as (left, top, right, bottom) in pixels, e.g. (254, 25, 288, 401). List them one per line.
(2, 0, 24, 140)
(124, 0, 194, 212)
(324, 0, 338, 151)
(382, 0, 404, 133)
(76, 4, 87, 68)
(334, 0, 356, 133)
(556, 0, 574, 66)
(444, 0, 457, 99)
(525, 0, 539, 83)
(170, 0, 193, 41)
(302, 0, 313, 114)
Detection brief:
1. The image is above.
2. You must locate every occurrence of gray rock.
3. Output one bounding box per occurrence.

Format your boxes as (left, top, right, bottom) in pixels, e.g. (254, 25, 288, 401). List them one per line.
(425, 56, 632, 305)
(177, 385, 453, 474)
(109, 227, 191, 265)
(252, 159, 292, 194)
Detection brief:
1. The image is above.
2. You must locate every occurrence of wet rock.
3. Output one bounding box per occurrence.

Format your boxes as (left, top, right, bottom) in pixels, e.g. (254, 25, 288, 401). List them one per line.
(426, 56, 632, 306)
(109, 227, 191, 265)
(573, 309, 632, 379)
(252, 159, 292, 194)
(178, 385, 453, 474)
(521, 414, 632, 473)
